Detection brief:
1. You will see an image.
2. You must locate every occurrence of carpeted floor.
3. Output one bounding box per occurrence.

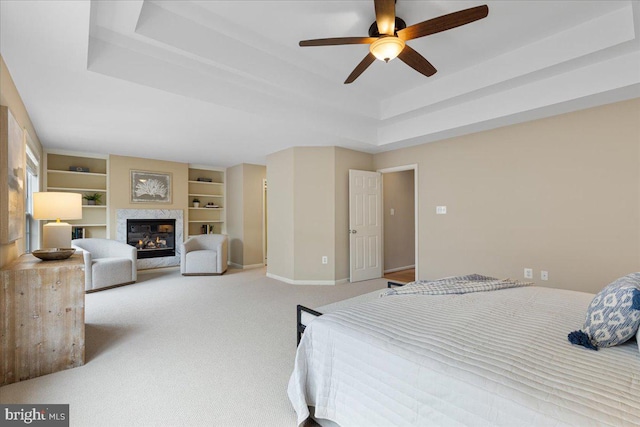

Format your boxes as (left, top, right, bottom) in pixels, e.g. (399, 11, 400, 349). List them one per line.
(0, 267, 387, 426)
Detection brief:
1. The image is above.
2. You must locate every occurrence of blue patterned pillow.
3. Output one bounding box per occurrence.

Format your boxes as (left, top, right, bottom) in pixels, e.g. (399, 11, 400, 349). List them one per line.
(568, 273, 640, 350)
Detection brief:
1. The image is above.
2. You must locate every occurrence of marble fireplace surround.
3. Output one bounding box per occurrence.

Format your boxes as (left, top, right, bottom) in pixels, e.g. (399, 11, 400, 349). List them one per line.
(117, 209, 183, 270)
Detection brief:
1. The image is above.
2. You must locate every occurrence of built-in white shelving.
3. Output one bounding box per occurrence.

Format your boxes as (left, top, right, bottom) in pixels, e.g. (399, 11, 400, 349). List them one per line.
(45, 151, 109, 239)
(187, 166, 225, 237)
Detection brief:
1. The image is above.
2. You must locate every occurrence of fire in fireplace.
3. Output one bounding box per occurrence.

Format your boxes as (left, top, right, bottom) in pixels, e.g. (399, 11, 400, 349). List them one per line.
(127, 219, 176, 259)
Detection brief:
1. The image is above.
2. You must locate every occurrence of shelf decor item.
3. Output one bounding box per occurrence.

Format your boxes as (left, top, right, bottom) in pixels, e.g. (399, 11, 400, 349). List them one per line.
(201, 224, 215, 234)
(69, 166, 90, 172)
(193, 198, 200, 208)
(72, 227, 85, 239)
(130, 170, 172, 203)
(83, 193, 102, 205)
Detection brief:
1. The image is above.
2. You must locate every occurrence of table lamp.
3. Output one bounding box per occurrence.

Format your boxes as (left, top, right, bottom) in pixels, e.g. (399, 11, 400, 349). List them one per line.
(33, 192, 82, 248)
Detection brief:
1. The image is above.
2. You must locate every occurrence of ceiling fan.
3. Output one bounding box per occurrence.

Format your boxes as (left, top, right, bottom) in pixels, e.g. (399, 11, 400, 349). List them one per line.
(299, 1, 489, 84)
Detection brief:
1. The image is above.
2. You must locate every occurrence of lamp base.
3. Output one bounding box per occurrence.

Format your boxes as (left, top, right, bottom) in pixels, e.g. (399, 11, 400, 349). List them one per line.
(42, 222, 72, 249)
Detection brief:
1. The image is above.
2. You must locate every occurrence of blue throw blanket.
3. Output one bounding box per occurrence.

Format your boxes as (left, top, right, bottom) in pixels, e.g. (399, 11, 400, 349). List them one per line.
(381, 274, 533, 297)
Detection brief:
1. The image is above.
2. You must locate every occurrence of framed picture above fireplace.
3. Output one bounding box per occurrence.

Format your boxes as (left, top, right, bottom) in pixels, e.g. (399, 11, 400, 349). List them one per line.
(130, 170, 172, 203)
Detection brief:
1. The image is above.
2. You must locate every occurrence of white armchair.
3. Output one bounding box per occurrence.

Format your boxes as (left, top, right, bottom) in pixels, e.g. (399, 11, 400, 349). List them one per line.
(181, 234, 228, 275)
(72, 238, 137, 292)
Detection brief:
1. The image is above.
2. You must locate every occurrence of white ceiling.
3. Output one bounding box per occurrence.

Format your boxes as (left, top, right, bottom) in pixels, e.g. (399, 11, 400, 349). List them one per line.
(1, 1, 639, 167)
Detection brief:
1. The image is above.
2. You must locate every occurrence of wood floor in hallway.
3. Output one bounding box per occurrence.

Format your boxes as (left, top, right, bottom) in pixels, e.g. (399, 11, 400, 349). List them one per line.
(383, 268, 415, 284)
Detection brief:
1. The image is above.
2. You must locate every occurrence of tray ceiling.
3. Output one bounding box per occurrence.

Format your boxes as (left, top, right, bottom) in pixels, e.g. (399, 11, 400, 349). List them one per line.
(1, 1, 639, 166)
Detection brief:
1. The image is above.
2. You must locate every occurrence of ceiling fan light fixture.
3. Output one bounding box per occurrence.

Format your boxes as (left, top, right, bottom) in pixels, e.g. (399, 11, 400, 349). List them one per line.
(369, 36, 405, 62)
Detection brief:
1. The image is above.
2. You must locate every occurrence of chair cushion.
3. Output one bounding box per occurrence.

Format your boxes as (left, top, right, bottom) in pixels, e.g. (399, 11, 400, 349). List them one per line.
(92, 257, 134, 289)
(185, 250, 218, 274)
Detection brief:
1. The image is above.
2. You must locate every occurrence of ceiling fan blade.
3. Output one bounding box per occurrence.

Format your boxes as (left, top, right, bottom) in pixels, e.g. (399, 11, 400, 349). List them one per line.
(374, 0, 396, 36)
(345, 53, 376, 84)
(397, 45, 437, 77)
(397, 5, 488, 41)
(299, 37, 377, 47)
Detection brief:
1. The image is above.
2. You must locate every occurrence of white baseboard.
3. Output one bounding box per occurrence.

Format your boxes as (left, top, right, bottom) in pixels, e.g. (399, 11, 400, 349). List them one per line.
(384, 265, 415, 274)
(266, 272, 348, 286)
(138, 266, 180, 273)
(228, 262, 265, 270)
(243, 263, 265, 270)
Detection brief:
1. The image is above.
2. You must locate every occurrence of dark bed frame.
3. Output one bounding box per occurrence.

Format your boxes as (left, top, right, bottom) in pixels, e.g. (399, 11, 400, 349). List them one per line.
(296, 281, 405, 345)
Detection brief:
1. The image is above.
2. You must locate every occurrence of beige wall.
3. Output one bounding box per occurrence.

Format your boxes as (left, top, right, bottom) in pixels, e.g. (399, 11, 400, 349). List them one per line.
(0, 55, 43, 268)
(383, 170, 415, 271)
(227, 164, 243, 265)
(267, 146, 373, 282)
(242, 164, 266, 266)
(334, 147, 374, 280)
(267, 148, 295, 279)
(374, 98, 640, 293)
(293, 147, 336, 281)
(227, 163, 266, 267)
(108, 155, 189, 239)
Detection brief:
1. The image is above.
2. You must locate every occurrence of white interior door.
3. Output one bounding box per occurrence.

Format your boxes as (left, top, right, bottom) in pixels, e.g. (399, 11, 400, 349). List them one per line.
(349, 170, 382, 282)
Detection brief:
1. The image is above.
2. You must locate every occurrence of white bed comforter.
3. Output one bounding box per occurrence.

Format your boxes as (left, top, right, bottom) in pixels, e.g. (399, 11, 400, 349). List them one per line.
(288, 286, 640, 427)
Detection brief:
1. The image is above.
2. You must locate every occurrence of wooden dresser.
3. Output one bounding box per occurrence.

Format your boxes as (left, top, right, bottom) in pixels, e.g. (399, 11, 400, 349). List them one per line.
(1, 253, 85, 385)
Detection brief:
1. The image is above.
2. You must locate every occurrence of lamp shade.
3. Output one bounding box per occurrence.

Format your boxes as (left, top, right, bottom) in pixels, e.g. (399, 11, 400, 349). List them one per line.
(369, 36, 405, 62)
(33, 192, 82, 221)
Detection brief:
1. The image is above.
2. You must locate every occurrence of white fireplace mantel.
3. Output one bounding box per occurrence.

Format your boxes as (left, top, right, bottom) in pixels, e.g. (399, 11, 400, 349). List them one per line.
(116, 209, 183, 270)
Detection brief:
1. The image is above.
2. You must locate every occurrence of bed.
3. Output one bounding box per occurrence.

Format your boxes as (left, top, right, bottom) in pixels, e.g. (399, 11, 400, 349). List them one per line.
(296, 281, 404, 344)
(288, 283, 640, 426)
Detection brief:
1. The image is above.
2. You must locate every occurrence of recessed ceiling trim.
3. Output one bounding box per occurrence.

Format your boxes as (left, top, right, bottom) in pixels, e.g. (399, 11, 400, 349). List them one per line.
(378, 51, 640, 146)
(134, 1, 380, 118)
(381, 4, 636, 120)
(87, 37, 379, 145)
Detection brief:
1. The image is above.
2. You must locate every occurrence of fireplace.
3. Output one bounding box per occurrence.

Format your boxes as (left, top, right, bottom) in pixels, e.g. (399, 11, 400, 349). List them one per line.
(127, 219, 176, 259)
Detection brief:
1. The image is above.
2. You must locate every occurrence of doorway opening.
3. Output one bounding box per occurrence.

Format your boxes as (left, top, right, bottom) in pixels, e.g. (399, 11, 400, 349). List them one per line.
(379, 165, 418, 283)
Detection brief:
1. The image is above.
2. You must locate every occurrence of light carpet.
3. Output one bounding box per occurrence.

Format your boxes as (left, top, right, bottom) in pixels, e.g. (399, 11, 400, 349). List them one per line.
(0, 267, 388, 426)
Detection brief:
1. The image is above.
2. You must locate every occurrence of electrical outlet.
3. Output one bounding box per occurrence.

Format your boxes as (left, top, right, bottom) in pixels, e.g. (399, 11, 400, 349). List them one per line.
(541, 270, 549, 281)
(436, 206, 447, 215)
(322, 256, 328, 265)
(524, 268, 533, 279)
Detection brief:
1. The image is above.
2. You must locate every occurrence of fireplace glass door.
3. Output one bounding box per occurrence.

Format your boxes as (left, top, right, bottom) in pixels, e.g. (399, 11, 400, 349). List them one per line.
(127, 219, 176, 259)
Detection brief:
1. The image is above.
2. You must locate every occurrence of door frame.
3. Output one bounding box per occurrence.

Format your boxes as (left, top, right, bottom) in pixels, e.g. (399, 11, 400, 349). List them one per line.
(262, 178, 267, 266)
(377, 164, 419, 280)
